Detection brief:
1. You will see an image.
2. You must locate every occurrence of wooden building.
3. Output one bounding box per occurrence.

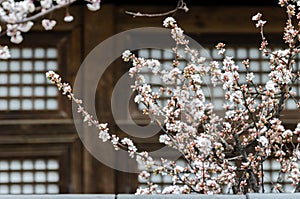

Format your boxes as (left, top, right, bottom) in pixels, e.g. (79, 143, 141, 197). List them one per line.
(0, 0, 299, 195)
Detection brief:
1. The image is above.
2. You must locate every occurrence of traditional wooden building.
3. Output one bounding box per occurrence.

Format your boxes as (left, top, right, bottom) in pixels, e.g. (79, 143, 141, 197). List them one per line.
(0, 0, 299, 195)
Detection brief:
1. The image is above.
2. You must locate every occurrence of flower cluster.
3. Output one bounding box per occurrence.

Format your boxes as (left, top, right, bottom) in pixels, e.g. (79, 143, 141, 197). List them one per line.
(0, 0, 101, 57)
(121, 1, 300, 194)
(0, 45, 10, 59)
(49, 0, 300, 195)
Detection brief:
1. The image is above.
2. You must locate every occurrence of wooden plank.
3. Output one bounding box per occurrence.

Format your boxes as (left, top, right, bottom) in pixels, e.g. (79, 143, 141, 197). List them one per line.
(116, 6, 285, 34)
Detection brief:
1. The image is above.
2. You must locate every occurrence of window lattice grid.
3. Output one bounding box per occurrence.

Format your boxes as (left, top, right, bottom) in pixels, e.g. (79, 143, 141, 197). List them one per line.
(137, 48, 238, 111)
(137, 47, 300, 111)
(137, 49, 191, 110)
(0, 158, 60, 194)
(210, 46, 300, 110)
(138, 158, 298, 193)
(263, 159, 299, 193)
(138, 158, 188, 191)
(138, 158, 238, 193)
(0, 47, 59, 111)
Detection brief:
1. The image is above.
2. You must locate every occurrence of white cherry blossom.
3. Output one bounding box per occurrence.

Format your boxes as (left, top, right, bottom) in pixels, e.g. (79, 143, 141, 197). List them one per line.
(42, 19, 57, 30)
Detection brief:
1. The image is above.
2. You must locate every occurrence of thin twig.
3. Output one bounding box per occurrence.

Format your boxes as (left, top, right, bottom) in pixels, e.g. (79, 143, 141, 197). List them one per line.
(125, 0, 188, 18)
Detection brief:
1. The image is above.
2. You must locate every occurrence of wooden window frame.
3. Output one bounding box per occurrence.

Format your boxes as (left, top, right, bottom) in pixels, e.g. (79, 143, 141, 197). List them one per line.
(0, 119, 82, 194)
(0, 31, 71, 119)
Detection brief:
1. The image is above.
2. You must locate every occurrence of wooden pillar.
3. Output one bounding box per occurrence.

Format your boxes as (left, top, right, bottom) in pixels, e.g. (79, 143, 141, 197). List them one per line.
(82, 5, 116, 194)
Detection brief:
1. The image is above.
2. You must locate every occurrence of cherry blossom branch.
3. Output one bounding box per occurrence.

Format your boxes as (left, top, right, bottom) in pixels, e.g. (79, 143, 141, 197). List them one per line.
(46, 71, 209, 194)
(125, 0, 188, 18)
(0, 0, 77, 24)
(0, 0, 100, 46)
(16, 0, 77, 23)
(127, 65, 197, 173)
(45, 70, 162, 169)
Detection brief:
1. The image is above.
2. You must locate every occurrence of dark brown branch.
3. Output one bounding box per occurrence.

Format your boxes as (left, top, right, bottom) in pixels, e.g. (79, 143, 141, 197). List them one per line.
(125, 0, 188, 18)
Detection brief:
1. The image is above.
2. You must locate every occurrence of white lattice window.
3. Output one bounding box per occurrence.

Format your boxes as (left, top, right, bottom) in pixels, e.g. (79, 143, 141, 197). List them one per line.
(213, 46, 300, 110)
(137, 46, 300, 110)
(138, 158, 299, 193)
(0, 47, 58, 111)
(0, 158, 60, 194)
(263, 159, 299, 193)
(138, 158, 187, 191)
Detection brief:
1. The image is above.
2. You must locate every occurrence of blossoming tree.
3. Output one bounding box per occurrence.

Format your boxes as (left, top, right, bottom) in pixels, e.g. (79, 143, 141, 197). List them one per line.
(2, 0, 299, 195)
